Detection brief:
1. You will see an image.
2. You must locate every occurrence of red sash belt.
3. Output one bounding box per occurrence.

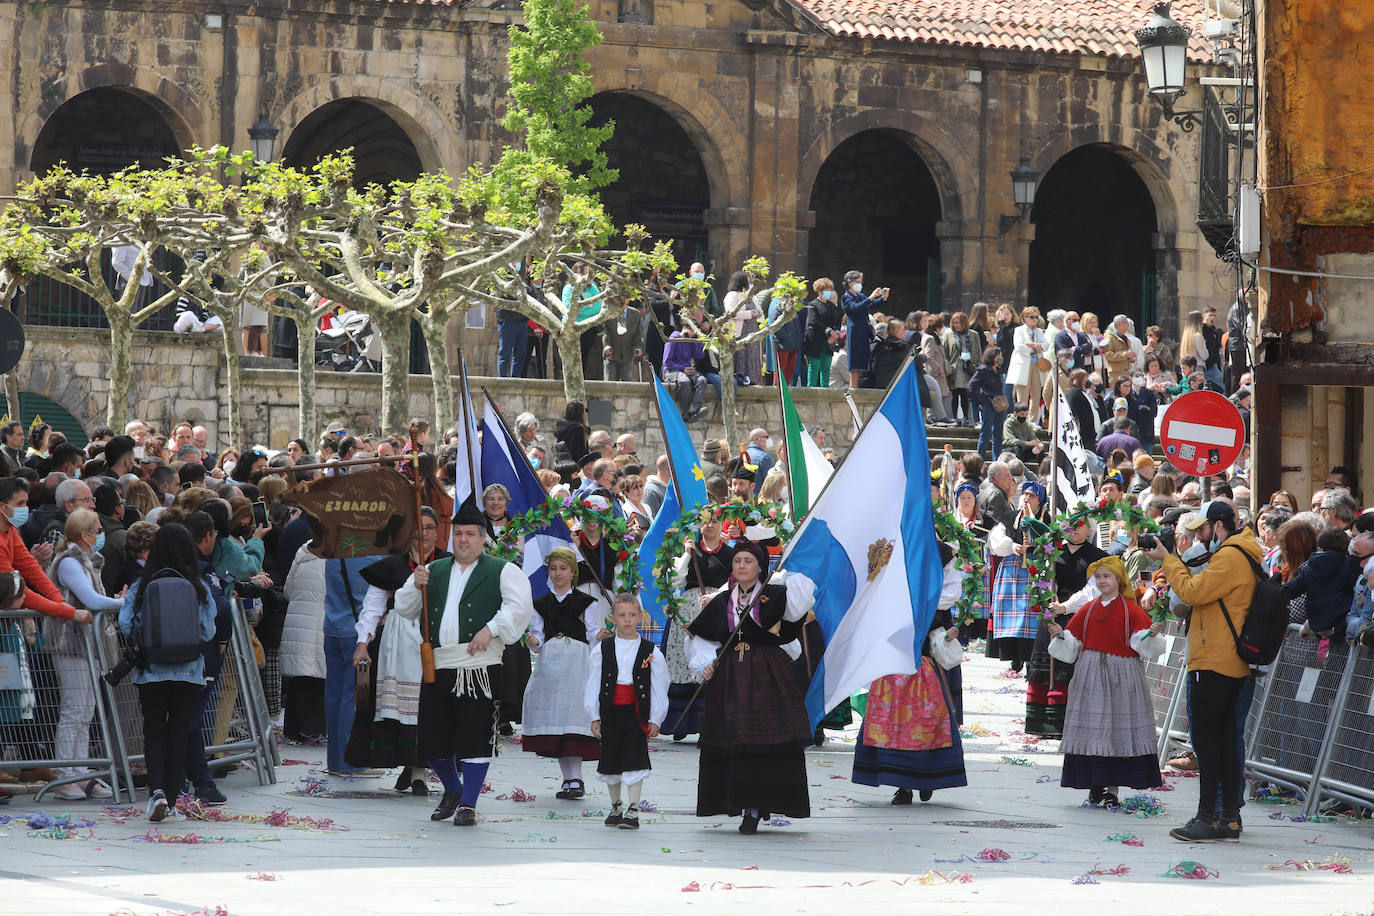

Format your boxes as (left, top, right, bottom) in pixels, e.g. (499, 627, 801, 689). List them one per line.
(612, 684, 637, 705)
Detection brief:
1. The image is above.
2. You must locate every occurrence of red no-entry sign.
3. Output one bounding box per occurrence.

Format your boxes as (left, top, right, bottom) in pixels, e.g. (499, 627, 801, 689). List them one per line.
(1160, 390, 1245, 476)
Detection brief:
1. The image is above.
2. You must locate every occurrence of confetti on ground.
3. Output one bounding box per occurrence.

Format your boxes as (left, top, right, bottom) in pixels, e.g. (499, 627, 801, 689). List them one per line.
(175, 798, 348, 832)
(766, 817, 791, 827)
(0, 811, 98, 830)
(637, 801, 657, 812)
(1161, 860, 1219, 880)
(680, 873, 974, 892)
(28, 825, 92, 840)
(280, 759, 313, 766)
(106, 907, 230, 916)
(994, 686, 1024, 695)
(1104, 833, 1144, 846)
(1305, 835, 1325, 845)
(1105, 794, 1166, 818)
(544, 809, 608, 820)
(495, 788, 536, 802)
(1267, 856, 1353, 874)
(978, 848, 1011, 862)
(999, 756, 1033, 766)
(130, 830, 281, 845)
(1090, 863, 1131, 876)
(959, 724, 997, 738)
(997, 669, 1023, 679)
(288, 777, 330, 797)
(508, 832, 558, 843)
(247, 872, 281, 881)
(1071, 874, 1099, 885)
(1036, 775, 1056, 783)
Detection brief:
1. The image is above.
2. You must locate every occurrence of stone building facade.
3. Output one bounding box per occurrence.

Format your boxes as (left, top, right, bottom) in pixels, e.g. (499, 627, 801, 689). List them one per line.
(1, 0, 1220, 389)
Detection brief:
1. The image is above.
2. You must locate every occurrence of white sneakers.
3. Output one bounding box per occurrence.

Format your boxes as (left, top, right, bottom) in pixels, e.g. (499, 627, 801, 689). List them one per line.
(52, 778, 113, 801)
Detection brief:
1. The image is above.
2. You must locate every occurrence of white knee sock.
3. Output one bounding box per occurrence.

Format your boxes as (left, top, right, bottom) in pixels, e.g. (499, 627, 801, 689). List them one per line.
(608, 783, 622, 805)
(628, 782, 642, 809)
(558, 757, 582, 782)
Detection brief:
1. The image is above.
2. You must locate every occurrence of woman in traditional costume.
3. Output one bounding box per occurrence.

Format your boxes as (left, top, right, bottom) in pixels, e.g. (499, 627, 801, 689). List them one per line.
(685, 540, 814, 835)
(482, 484, 529, 736)
(985, 480, 1049, 670)
(1048, 555, 1164, 806)
(661, 514, 734, 740)
(853, 542, 969, 803)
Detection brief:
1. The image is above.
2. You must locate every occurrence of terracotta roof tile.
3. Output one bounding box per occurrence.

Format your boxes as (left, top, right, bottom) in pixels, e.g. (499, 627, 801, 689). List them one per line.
(788, 0, 1212, 59)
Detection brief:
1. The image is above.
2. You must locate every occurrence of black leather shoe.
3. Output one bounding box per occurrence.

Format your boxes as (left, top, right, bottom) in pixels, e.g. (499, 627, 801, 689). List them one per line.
(620, 806, 640, 829)
(919, 789, 934, 802)
(394, 769, 414, 793)
(604, 803, 624, 827)
(430, 792, 460, 821)
(739, 813, 760, 835)
(892, 788, 913, 806)
(453, 806, 477, 826)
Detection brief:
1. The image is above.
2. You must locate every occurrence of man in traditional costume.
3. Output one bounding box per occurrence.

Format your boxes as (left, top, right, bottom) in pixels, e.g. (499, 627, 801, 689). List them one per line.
(395, 496, 534, 826)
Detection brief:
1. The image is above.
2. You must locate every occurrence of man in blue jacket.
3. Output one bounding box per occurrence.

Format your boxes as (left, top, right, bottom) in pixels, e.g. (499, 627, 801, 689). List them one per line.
(322, 553, 385, 777)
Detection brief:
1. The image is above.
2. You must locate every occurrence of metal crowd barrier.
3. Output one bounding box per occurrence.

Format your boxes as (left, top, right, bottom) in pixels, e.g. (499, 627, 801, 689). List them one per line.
(1149, 622, 1374, 816)
(99, 597, 278, 793)
(0, 609, 130, 803)
(1143, 617, 1192, 766)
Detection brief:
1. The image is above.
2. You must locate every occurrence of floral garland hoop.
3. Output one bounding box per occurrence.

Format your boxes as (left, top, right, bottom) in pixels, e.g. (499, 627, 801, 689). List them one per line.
(933, 511, 988, 626)
(1024, 500, 1160, 621)
(489, 494, 641, 595)
(651, 499, 796, 623)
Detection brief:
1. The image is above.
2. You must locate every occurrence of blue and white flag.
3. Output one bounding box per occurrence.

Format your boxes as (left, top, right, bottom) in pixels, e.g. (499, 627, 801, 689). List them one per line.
(779, 358, 943, 729)
(453, 352, 483, 510)
(479, 392, 572, 599)
(634, 377, 712, 624)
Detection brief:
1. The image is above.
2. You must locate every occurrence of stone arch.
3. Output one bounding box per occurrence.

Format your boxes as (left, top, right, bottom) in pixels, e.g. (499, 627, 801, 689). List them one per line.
(588, 75, 744, 212)
(18, 64, 205, 169)
(1029, 128, 1179, 235)
(274, 77, 459, 177)
(798, 109, 970, 225)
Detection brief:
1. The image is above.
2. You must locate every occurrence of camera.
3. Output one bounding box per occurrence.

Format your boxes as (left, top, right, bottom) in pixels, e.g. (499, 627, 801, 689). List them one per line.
(1137, 528, 1176, 553)
(103, 646, 145, 686)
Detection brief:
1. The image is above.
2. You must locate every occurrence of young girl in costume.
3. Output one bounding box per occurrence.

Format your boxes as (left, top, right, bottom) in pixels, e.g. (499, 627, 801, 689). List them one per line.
(586, 594, 668, 830)
(1048, 555, 1165, 806)
(986, 480, 1050, 671)
(523, 547, 605, 800)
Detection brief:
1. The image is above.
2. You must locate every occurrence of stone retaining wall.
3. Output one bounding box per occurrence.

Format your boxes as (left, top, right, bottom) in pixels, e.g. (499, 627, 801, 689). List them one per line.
(17, 326, 882, 457)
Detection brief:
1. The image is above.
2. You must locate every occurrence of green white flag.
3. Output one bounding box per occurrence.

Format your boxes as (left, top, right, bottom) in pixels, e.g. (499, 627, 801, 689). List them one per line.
(778, 375, 834, 519)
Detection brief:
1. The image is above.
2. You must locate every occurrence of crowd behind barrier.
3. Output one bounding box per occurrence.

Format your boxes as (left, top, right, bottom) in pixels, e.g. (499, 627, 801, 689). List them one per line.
(0, 600, 276, 804)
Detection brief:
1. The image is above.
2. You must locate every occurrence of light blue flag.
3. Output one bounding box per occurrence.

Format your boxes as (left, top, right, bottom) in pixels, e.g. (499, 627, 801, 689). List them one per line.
(479, 392, 573, 599)
(778, 359, 943, 729)
(634, 484, 680, 625)
(633, 377, 711, 624)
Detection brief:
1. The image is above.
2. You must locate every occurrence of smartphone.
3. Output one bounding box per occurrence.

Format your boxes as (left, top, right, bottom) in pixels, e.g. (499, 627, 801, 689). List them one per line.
(252, 499, 267, 527)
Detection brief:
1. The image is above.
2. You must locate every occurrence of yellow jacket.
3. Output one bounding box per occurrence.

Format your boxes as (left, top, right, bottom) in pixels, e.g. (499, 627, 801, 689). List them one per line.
(1160, 527, 1264, 679)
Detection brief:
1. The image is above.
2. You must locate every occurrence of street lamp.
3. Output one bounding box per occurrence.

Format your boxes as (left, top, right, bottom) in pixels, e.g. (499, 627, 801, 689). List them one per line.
(1134, 2, 1201, 130)
(248, 115, 279, 163)
(998, 159, 1039, 236)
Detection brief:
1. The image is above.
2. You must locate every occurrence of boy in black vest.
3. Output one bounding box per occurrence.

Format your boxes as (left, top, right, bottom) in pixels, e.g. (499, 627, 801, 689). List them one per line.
(586, 593, 667, 829)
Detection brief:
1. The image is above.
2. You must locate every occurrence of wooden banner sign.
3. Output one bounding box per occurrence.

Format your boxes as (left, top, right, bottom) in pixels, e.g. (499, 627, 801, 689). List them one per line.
(280, 466, 418, 558)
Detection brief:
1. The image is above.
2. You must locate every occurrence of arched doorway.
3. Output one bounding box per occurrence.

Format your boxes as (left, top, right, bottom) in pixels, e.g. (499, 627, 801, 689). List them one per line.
(587, 93, 713, 274)
(30, 87, 181, 177)
(1028, 145, 1158, 329)
(281, 99, 424, 187)
(25, 88, 184, 330)
(282, 99, 428, 368)
(808, 130, 943, 311)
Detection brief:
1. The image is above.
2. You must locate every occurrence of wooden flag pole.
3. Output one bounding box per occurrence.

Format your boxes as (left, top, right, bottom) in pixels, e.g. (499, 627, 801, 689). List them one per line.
(411, 426, 436, 684)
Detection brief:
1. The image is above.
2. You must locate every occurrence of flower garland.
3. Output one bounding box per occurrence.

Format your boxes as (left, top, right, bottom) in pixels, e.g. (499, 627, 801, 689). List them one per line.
(934, 511, 988, 626)
(651, 499, 796, 623)
(1024, 500, 1160, 621)
(489, 494, 642, 595)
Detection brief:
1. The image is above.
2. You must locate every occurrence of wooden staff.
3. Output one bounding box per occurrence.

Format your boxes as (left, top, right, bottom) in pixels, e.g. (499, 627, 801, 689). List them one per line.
(411, 429, 436, 684)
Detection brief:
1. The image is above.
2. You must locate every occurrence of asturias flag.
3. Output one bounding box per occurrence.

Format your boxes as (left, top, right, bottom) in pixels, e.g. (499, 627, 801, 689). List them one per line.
(778, 358, 943, 729)
(634, 376, 712, 624)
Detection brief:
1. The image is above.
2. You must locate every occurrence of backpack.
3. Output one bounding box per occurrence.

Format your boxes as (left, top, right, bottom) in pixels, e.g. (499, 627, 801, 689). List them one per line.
(135, 568, 203, 666)
(1215, 545, 1288, 665)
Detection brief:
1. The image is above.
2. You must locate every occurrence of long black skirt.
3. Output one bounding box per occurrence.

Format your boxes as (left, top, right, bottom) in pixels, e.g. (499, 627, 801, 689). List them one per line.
(696, 642, 810, 818)
(345, 623, 421, 769)
(499, 642, 531, 724)
(283, 676, 326, 742)
(597, 705, 651, 777)
(417, 666, 502, 761)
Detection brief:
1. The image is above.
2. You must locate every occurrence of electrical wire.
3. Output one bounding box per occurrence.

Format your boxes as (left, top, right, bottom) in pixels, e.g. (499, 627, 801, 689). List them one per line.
(1258, 164, 1374, 192)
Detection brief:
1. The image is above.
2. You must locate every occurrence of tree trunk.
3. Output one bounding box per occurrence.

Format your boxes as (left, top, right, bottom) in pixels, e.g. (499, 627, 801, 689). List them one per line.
(106, 308, 133, 431)
(555, 323, 586, 402)
(375, 310, 413, 437)
(2, 371, 19, 425)
(421, 316, 455, 436)
(718, 345, 739, 450)
(220, 321, 243, 448)
(293, 313, 318, 443)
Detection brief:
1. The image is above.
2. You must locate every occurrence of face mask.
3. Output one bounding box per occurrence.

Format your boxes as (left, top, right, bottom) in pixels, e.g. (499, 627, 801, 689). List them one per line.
(529, 456, 541, 469)
(851, 283, 863, 294)
(223, 460, 236, 474)
(821, 290, 834, 301)
(1071, 321, 1082, 332)
(6, 505, 27, 527)
(765, 437, 775, 451)
(94, 532, 106, 552)
(691, 271, 705, 281)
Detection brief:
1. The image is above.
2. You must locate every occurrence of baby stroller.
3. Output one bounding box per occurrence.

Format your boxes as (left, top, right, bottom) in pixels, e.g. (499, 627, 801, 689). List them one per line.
(316, 310, 380, 372)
